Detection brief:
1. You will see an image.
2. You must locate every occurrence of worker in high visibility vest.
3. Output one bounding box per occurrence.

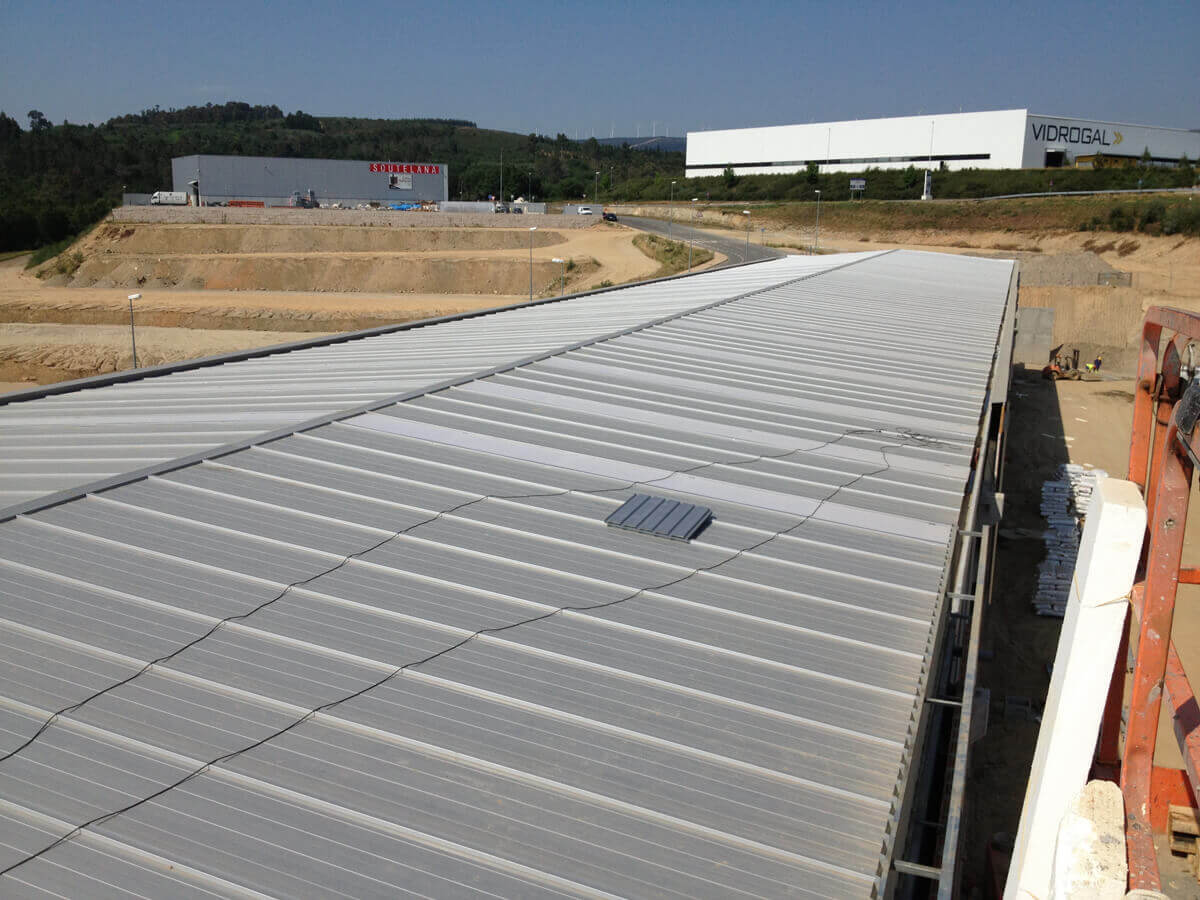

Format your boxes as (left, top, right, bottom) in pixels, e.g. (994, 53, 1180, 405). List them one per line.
(1085, 355, 1103, 373)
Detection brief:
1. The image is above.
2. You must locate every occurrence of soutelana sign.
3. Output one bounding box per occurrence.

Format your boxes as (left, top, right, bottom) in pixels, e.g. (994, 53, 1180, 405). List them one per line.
(1031, 122, 1124, 147)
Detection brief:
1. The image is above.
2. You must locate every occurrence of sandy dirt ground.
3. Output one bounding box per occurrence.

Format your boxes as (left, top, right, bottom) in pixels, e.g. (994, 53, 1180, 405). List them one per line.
(0, 323, 330, 387)
(0, 222, 685, 386)
(676, 218, 1200, 376)
(962, 374, 1200, 898)
(26, 223, 663, 298)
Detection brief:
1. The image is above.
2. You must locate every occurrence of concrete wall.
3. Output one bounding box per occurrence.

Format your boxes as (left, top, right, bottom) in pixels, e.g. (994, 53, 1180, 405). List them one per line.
(1017, 285, 1156, 373)
(1014, 307, 1056, 366)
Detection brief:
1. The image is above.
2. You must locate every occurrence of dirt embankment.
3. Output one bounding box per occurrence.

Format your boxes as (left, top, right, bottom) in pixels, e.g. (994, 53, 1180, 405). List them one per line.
(30, 222, 658, 296)
(111, 206, 596, 229)
(0, 218, 673, 390)
(0, 322, 329, 385)
(619, 199, 1200, 374)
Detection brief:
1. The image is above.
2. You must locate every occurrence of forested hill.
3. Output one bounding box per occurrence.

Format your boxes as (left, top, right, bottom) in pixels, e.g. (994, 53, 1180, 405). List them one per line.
(0, 102, 684, 252)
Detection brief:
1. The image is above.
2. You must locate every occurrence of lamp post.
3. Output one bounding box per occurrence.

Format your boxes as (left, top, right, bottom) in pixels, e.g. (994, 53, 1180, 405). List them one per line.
(688, 198, 698, 270)
(552, 257, 565, 295)
(743, 209, 751, 245)
(594, 171, 599, 206)
(528, 226, 537, 300)
(669, 181, 677, 238)
(127, 293, 141, 368)
(814, 189, 822, 252)
(528, 170, 532, 202)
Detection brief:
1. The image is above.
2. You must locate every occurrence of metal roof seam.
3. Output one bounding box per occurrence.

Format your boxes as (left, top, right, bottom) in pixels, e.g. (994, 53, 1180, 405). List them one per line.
(0, 253, 888, 524)
(0, 254, 787, 410)
(0, 418, 950, 881)
(0, 251, 1015, 894)
(3, 415, 927, 773)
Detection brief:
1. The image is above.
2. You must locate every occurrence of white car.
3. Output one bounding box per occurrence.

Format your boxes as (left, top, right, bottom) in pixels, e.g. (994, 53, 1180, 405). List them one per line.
(578, 206, 593, 215)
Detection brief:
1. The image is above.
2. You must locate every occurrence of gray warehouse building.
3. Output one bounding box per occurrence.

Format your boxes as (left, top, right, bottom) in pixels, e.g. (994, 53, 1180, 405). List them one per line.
(172, 154, 449, 206)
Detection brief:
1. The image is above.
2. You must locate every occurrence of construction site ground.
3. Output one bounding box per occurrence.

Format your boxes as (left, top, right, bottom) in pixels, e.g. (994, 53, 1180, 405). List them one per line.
(0, 217, 720, 390)
(616, 197, 1200, 375)
(961, 374, 1200, 897)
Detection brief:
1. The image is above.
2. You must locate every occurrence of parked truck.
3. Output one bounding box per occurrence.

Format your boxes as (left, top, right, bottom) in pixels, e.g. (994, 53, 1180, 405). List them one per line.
(150, 191, 189, 205)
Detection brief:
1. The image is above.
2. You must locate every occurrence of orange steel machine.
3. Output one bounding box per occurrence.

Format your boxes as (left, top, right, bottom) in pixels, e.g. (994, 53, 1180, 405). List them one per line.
(1095, 306, 1200, 890)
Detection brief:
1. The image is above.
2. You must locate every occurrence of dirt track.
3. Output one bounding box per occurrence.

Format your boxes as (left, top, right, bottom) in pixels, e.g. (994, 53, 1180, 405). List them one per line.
(961, 375, 1200, 898)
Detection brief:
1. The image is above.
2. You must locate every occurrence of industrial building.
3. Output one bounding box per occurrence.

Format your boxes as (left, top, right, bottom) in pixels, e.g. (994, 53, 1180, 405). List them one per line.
(0, 251, 1015, 897)
(687, 109, 1200, 176)
(171, 154, 450, 207)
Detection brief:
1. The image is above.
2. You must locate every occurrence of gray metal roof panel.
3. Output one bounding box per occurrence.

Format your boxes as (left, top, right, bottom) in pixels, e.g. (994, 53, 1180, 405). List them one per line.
(0, 250, 1014, 897)
(1, 255, 872, 509)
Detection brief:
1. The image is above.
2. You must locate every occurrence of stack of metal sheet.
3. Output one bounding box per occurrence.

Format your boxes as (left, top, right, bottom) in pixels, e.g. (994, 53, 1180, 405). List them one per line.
(1035, 463, 1107, 616)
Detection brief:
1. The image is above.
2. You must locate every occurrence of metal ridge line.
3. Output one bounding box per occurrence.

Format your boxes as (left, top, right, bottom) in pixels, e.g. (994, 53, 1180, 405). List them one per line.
(0, 251, 892, 524)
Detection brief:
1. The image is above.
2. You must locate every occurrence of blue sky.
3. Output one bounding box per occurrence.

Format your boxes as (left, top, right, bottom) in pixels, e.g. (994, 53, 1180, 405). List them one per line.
(2, 0, 1197, 133)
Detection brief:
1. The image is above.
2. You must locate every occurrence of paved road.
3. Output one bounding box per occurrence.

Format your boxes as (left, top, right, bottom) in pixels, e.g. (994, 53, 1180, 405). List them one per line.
(618, 215, 784, 267)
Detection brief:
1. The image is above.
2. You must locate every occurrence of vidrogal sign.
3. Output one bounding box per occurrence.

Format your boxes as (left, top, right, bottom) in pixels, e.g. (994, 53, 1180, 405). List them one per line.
(1031, 123, 1124, 147)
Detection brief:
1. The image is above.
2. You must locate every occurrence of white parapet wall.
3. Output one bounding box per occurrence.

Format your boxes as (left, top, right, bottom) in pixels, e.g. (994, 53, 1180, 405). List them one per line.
(1006, 477, 1147, 900)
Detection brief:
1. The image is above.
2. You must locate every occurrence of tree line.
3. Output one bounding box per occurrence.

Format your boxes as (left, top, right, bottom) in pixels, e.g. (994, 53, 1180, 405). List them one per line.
(0, 103, 682, 252)
(1, 101, 1195, 253)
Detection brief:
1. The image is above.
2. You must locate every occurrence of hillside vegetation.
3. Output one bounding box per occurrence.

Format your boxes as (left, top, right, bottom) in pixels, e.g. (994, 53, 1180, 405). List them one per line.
(3, 101, 1196, 254)
(649, 193, 1200, 240)
(0, 102, 682, 252)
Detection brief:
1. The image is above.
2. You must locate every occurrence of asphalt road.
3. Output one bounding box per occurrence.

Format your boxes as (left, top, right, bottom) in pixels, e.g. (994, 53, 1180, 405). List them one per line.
(618, 216, 784, 267)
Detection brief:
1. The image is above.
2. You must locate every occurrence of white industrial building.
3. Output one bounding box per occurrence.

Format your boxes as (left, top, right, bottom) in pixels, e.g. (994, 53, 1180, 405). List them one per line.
(687, 109, 1200, 176)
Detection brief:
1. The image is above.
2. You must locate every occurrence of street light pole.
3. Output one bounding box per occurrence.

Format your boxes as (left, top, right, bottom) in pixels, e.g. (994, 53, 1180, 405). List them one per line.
(688, 198, 697, 270)
(814, 189, 822, 252)
(669, 181, 677, 239)
(127, 293, 141, 368)
(594, 171, 599, 206)
(552, 257, 565, 295)
(529, 226, 537, 300)
(743, 209, 751, 245)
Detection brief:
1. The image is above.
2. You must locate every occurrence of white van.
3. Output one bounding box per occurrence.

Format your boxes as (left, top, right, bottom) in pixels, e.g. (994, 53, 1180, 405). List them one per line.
(578, 206, 593, 215)
(150, 191, 189, 205)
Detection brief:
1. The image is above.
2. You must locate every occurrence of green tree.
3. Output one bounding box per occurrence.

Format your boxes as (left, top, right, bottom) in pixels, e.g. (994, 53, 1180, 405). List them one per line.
(27, 109, 49, 132)
(283, 110, 321, 132)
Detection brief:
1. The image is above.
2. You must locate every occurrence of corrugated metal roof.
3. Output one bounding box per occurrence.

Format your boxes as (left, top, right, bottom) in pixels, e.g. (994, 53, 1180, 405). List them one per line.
(0, 255, 874, 510)
(0, 249, 1014, 898)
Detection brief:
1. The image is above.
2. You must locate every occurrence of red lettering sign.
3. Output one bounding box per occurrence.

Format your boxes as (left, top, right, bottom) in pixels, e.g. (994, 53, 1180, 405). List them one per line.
(370, 162, 441, 174)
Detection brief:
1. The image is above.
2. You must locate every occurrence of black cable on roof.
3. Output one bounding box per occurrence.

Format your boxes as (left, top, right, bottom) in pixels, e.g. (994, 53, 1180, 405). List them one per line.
(0, 424, 946, 879)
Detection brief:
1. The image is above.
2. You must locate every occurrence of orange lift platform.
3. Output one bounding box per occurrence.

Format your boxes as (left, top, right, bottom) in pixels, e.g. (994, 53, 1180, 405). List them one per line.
(1095, 306, 1200, 890)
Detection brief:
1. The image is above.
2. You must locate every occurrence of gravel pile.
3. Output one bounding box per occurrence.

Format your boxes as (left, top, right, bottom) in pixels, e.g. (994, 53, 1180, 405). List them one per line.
(1016, 251, 1120, 286)
(112, 207, 594, 229)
